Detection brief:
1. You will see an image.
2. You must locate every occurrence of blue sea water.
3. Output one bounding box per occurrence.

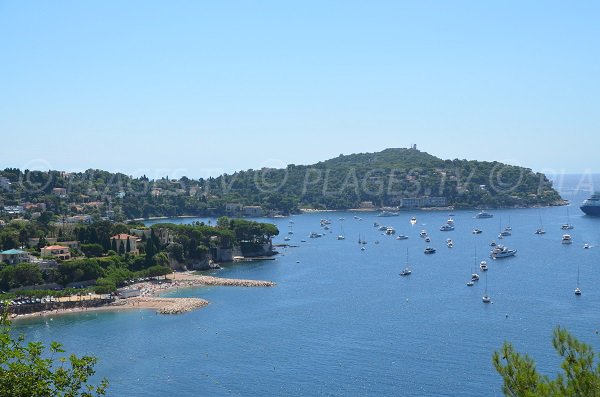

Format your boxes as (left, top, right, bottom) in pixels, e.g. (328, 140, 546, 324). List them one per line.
(13, 174, 600, 396)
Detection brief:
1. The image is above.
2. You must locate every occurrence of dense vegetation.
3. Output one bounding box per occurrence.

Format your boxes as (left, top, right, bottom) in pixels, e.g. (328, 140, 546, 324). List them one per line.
(209, 148, 562, 210)
(494, 327, 600, 396)
(0, 217, 278, 295)
(0, 149, 562, 222)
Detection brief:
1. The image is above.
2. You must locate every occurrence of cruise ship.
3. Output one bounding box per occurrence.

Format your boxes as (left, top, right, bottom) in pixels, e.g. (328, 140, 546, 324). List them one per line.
(580, 193, 600, 216)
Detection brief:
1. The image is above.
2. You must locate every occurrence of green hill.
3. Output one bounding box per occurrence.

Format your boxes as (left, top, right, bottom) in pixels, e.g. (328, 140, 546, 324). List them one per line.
(209, 147, 562, 211)
(0, 148, 562, 220)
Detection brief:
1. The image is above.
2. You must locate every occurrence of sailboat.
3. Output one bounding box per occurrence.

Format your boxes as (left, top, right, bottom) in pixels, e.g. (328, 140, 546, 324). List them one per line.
(358, 233, 367, 245)
(561, 206, 574, 230)
(575, 264, 582, 295)
(337, 222, 345, 240)
(468, 245, 479, 286)
(535, 211, 546, 235)
(482, 271, 491, 303)
(399, 248, 411, 276)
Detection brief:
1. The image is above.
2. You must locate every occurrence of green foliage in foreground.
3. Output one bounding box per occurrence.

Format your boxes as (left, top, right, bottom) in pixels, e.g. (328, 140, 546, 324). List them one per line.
(0, 308, 108, 397)
(493, 326, 600, 396)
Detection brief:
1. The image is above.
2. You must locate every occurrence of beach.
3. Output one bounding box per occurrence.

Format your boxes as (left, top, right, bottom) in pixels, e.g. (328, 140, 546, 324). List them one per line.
(10, 272, 275, 320)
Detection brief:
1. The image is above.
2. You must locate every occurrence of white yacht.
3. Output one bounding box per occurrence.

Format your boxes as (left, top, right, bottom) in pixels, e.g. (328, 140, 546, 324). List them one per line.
(561, 234, 573, 244)
(410, 217, 417, 225)
(490, 245, 517, 259)
(472, 228, 483, 234)
(385, 227, 396, 235)
(479, 261, 488, 271)
(440, 224, 455, 231)
(475, 211, 493, 219)
(424, 247, 436, 254)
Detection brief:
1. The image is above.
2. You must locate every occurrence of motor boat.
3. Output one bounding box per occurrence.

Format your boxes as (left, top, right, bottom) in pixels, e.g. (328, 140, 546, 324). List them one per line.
(561, 234, 573, 244)
(490, 245, 517, 259)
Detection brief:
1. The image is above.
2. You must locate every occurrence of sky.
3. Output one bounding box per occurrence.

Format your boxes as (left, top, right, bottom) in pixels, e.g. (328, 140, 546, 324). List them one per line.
(1, 1, 599, 179)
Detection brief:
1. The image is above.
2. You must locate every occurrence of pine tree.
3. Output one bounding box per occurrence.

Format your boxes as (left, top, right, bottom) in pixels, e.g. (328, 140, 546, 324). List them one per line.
(126, 238, 131, 253)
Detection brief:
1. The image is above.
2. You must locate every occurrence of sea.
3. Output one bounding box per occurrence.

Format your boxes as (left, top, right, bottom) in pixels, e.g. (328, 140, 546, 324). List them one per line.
(12, 174, 600, 396)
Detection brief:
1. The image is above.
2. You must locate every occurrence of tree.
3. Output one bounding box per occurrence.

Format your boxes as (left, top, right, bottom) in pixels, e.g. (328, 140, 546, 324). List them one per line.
(118, 241, 125, 256)
(125, 238, 131, 253)
(80, 243, 104, 258)
(0, 307, 108, 396)
(493, 326, 600, 396)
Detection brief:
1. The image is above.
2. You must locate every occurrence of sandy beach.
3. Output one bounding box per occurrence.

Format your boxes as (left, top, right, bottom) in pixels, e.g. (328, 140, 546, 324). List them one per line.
(10, 272, 275, 320)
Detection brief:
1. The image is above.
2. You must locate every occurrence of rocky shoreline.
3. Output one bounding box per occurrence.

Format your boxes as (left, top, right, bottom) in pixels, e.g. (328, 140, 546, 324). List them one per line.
(9, 272, 275, 320)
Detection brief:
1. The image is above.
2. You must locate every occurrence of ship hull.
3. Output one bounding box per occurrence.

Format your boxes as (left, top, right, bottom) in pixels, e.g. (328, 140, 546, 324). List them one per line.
(581, 205, 600, 216)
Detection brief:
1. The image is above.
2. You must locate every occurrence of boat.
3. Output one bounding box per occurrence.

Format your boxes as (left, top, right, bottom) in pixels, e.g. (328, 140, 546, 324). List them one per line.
(482, 271, 491, 303)
(440, 224, 455, 231)
(309, 232, 323, 238)
(361, 246, 366, 251)
(357, 234, 367, 245)
(561, 234, 572, 244)
(447, 239, 453, 248)
(410, 217, 417, 225)
(560, 207, 574, 230)
(499, 230, 511, 237)
(575, 264, 582, 295)
(373, 222, 379, 227)
(446, 218, 454, 225)
(470, 246, 480, 283)
(580, 192, 600, 216)
(424, 247, 436, 254)
(419, 230, 428, 238)
(472, 228, 483, 234)
(475, 211, 493, 219)
(396, 235, 409, 240)
(385, 227, 396, 235)
(399, 248, 412, 276)
(284, 236, 291, 241)
(337, 222, 346, 240)
(584, 243, 590, 249)
(378, 225, 388, 231)
(535, 211, 546, 234)
(490, 245, 517, 259)
(479, 261, 488, 271)
(425, 237, 431, 243)
(490, 240, 497, 247)
(377, 211, 399, 217)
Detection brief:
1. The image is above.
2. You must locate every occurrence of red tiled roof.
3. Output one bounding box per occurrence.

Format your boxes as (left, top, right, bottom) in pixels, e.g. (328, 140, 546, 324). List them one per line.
(43, 245, 68, 250)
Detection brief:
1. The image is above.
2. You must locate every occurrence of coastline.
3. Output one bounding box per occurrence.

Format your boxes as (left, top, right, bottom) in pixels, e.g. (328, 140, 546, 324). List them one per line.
(10, 272, 275, 321)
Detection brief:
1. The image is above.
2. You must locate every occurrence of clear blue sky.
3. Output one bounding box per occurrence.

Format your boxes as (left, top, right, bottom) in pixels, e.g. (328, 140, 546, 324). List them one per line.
(1, 1, 598, 179)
